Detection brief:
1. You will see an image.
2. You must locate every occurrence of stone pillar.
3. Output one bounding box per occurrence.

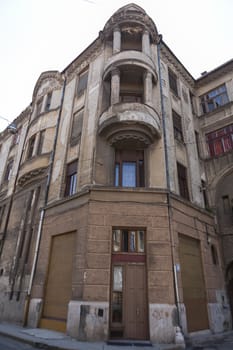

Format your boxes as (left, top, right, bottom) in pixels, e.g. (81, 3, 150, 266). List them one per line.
(144, 71, 153, 106)
(142, 30, 151, 57)
(113, 27, 121, 54)
(111, 68, 120, 105)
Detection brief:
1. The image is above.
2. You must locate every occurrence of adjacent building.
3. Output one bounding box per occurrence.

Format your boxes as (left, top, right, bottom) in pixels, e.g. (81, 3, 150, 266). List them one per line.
(0, 3, 232, 344)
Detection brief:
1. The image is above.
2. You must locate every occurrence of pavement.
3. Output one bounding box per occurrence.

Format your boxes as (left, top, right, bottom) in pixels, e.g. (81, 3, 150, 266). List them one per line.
(0, 322, 233, 350)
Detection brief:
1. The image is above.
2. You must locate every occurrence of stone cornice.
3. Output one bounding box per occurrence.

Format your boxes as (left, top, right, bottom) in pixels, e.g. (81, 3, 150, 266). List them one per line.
(196, 59, 233, 87)
(63, 38, 103, 82)
(102, 3, 159, 44)
(32, 71, 63, 101)
(160, 41, 195, 88)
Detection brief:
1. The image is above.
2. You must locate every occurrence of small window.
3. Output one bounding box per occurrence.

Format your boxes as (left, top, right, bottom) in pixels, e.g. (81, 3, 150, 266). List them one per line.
(65, 160, 78, 196)
(222, 195, 230, 214)
(189, 91, 195, 114)
(177, 162, 189, 200)
(77, 71, 88, 97)
(200, 84, 229, 114)
(27, 135, 36, 159)
(112, 229, 145, 253)
(45, 92, 52, 112)
(70, 109, 84, 145)
(0, 205, 6, 231)
(121, 30, 142, 51)
(36, 98, 43, 117)
(172, 110, 183, 142)
(195, 131, 201, 157)
(114, 150, 144, 188)
(201, 180, 208, 208)
(37, 130, 45, 155)
(168, 68, 178, 96)
(4, 160, 13, 182)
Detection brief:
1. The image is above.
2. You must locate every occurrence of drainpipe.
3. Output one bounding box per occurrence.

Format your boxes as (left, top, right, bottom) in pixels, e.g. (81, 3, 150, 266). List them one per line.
(157, 36, 182, 331)
(23, 75, 67, 326)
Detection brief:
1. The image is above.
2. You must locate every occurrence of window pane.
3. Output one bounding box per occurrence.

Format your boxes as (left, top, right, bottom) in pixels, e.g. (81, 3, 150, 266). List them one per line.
(129, 231, 136, 252)
(122, 230, 128, 252)
(137, 231, 145, 252)
(112, 291, 123, 323)
(113, 230, 121, 252)
(69, 173, 77, 195)
(115, 163, 120, 186)
(122, 162, 136, 187)
(113, 266, 123, 291)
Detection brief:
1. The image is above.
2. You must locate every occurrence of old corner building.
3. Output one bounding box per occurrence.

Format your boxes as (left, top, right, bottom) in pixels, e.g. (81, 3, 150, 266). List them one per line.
(0, 3, 233, 344)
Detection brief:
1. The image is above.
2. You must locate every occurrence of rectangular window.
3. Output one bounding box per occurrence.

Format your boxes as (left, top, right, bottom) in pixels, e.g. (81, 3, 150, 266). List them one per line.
(4, 160, 13, 182)
(77, 71, 88, 97)
(70, 109, 84, 145)
(45, 92, 52, 111)
(112, 229, 145, 253)
(0, 205, 6, 231)
(37, 130, 45, 155)
(168, 68, 178, 96)
(195, 131, 201, 157)
(172, 110, 183, 142)
(114, 150, 144, 188)
(65, 160, 78, 196)
(189, 91, 195, 114)
(222, 195, 230, 214)
(206, 124, 233, 157)
(200, 84, 229, 114)
(36, 98, 43, 117)
(201, 180, 208, 208)
(27, 135, 36, 159)
(177, 162, 189, 200)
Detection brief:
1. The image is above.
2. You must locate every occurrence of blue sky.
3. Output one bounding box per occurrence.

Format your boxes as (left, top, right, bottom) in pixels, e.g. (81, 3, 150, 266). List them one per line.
(0, 0, 232, 131)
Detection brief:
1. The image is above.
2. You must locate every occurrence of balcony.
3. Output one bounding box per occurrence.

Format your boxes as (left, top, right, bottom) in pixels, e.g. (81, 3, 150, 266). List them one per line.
(103, 50, 157, 83)
(18, 153, 50, 186)
(98, 103, 161, 148)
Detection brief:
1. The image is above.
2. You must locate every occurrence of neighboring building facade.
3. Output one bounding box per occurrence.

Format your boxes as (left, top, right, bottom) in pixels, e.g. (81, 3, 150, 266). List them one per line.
(0, 3, 232, 344)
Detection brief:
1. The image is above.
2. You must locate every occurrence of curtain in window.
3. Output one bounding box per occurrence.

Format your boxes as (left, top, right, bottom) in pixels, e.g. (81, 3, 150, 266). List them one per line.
(122, 162, 136, 187)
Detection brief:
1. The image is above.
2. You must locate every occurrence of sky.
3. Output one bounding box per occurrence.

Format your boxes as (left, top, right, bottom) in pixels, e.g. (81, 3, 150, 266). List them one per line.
(0, 0, 232, 132)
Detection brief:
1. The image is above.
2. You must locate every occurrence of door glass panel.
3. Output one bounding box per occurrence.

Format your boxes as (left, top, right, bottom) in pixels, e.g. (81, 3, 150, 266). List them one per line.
(129, 231, 136, 252)
(137, 231, 145, 252)
(113, 266, 123, 291)
(122, 162, 136, 187)
(113, 230, 121, 252)
(112, 291, 123, 323)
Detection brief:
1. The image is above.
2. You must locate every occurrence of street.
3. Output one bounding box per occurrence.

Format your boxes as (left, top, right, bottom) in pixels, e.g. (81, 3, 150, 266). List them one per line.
(0, 335, 37, 350)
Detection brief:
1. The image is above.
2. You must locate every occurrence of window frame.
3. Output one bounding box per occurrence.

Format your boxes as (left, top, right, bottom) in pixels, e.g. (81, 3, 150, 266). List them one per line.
(114, 150, 145, 188)
(200, 84, 229, 114)
(37, 130, 45, 155)
(36, 98, 43, 117)
(4, 159, 14, 182)
(70, 109, 84, 146)
(64, 160, 78, 197)
(112, 229, 146, 254)
(172, 110, 183, 142)
(27, 135, 36, 159)
(206, 124, 233, 157)
(45, 92, 52, 112)
(177, 162, 189, 200)
(77, 71, 88, 97)
(168, 68, 178, 96)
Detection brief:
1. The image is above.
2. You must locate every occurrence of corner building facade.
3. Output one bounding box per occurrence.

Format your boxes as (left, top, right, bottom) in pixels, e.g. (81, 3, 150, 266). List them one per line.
(0, 4, 232, 344)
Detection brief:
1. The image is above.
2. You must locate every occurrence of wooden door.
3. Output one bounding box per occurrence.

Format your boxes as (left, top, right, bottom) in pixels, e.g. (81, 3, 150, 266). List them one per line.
(40, 232, 75, 332)
(124, 264, 148, 339)
(179, 235, 209, 332)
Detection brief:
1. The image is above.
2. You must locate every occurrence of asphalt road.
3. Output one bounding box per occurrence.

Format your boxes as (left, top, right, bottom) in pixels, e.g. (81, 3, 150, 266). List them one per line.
(0, 335, 37, 350)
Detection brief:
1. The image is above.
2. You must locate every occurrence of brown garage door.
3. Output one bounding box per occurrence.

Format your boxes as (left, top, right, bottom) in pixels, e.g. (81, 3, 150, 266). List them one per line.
(179, 234, 209, 332)
(40, 232, 75, 332)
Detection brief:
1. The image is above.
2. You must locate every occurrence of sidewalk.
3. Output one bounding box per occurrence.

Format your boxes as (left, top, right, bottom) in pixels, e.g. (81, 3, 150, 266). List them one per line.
(0, 322, 182, 350)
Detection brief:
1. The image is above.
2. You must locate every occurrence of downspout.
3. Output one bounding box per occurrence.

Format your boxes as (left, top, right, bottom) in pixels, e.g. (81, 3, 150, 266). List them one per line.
(157, 36, 182, 331)
(23, 75, 67, 326)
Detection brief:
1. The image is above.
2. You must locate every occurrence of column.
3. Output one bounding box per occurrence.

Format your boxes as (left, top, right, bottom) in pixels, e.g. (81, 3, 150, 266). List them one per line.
(111, 68, 120, 105)
(113, 27, 121, 54)
(142, 30, 151, 57)
(144, 71, 153, 106)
